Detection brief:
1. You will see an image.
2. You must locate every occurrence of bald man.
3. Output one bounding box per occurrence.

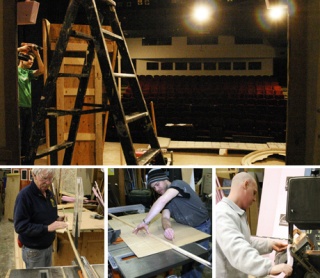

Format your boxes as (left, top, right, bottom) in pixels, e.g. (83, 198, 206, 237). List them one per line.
(216, 172, 292, 278)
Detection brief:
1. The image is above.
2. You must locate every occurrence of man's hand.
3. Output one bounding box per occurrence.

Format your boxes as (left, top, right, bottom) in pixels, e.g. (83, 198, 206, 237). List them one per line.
(270, 263, 293, 276)
(18, 44, 31, 54)
(57, 215, 67, 222)
(48, 221, 68, 232)
(272, 241, 288, 252)
(132, 222, 149, 235)
(164, 227, 174, 240)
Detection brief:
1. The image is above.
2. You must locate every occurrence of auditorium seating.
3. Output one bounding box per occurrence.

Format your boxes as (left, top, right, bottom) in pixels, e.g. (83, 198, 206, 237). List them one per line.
(121, 75, 287, 143)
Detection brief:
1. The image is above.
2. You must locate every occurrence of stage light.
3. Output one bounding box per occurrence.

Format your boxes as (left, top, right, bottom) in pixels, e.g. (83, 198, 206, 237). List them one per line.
(192, 2, 213, 24)
(265, 0, 287, 9)
(268, 5, 287, 20)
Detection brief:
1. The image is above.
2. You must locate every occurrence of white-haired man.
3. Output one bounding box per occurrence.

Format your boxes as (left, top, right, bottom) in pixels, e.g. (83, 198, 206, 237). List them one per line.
(14, 168, 68, 269)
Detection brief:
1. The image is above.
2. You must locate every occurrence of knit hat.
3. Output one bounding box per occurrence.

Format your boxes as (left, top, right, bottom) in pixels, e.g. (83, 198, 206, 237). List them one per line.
(147, 168, 169, 187)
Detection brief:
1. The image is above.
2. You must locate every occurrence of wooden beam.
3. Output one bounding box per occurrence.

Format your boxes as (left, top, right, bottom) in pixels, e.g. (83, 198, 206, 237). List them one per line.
(118, 169, 126, 206)
(65, 227, 89, 278)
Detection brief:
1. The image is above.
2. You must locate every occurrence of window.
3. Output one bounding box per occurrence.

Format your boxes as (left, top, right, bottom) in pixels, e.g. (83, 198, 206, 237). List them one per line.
(218, 62, 231, 70)
(235, 37, 263, 44)
(248, 62, 262, 70)
(175, 62, 187, 70)
(189, 62, 201, 70)
(146, 62, 159, 70)
(187, 36, 218, 45)
(161, 62, 173, 70)
(204, 62, 216, 70)
(233, 62, 246, 70)
(142, 37, 172, 46)
(21, 169, 27, 180)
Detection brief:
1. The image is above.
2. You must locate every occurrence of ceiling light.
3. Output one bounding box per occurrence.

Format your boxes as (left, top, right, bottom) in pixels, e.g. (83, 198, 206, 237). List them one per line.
(268, 5, 287, 20)
(192, 2, 213, 23)
(265, 0, 287, 9)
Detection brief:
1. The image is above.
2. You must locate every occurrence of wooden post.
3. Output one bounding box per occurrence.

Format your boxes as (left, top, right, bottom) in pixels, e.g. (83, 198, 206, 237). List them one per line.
(118, 169, 126, 205)
(150, 101, 157, 136)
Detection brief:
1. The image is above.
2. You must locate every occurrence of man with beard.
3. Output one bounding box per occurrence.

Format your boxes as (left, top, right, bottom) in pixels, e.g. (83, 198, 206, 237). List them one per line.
(133, 168, 211, 278)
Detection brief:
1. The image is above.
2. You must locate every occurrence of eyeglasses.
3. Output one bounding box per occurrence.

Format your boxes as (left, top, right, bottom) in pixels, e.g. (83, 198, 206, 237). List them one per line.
(38, 175, 54, 183)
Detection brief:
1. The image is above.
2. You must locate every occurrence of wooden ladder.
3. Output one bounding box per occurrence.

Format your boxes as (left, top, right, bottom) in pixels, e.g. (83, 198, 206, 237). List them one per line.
(23, 0, 166, 166)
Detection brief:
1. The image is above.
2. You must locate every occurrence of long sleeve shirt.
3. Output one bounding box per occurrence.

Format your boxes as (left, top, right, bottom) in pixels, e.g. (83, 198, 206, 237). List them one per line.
(14, 181, 58, 249)
(216, 197, 273, 278)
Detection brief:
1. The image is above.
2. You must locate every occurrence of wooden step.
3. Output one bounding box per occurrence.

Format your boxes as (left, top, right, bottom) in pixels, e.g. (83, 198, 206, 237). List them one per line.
(125, 112, 148, 123)
(137, 148, 162, 165)
(36, 142, 73, 159)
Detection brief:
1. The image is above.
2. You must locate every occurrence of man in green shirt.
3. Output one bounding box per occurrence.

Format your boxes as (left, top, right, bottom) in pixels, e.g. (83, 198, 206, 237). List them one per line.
(17, 43, 44, 157)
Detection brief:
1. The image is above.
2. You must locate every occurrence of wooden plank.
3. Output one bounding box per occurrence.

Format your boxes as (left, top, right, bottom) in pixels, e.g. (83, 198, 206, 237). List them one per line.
(72, 142, 96, 165)
(118, 169, 126, 206)
(65, 227, 89, 278)
(49, 24, 114, 50)
(53, 230, 104, 266)
(80, 231, 104, 263)
(63, 88, 95, 96)
(108, 213, 210, 258)
(94, 57, 103, 166)
(14, 232, 25, 269)
(64, 133, 96, 141)
(51, 42, 116, 52)
(59, 57, 99, 164)
(4, 173, 20, 221)
(53, 210, 104, 266)
(59, 210, 105, 231)
(42, 21, 115, 165)
(56, 55, 66, 164)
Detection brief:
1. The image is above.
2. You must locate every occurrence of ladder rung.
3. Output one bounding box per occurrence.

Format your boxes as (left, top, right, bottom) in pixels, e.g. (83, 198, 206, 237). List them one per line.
(46, 107, 109, 117)
(114, 73, 136, 78)
(96, 0, 116, 7)
(36, 142, 73, 159)
(69, 30, 93, 41)
(125, 112, 148, 123)
(58, 73, 90, 78)
(137, 148, 162, 165)
(102, 29, 123, 42)
(46, 109, 82, 117)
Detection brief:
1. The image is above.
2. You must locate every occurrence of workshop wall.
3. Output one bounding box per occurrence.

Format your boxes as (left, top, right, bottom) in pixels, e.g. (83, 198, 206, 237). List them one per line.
(216, 168, 264, 235)
(58, 168, 95, 196)
(257, 167, 306, 239)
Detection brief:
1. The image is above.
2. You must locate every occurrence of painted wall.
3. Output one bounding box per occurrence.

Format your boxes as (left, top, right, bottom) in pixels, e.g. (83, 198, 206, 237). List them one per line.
(127, 35, 276, 76)
(256, 167, 306, 239)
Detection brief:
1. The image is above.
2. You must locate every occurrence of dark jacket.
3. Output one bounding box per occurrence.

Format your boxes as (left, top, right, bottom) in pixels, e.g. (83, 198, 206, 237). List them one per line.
(14, 181, 58, 249)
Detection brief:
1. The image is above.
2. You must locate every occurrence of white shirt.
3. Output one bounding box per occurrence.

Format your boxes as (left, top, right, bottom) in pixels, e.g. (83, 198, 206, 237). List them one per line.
(216, 197, 273, 278)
